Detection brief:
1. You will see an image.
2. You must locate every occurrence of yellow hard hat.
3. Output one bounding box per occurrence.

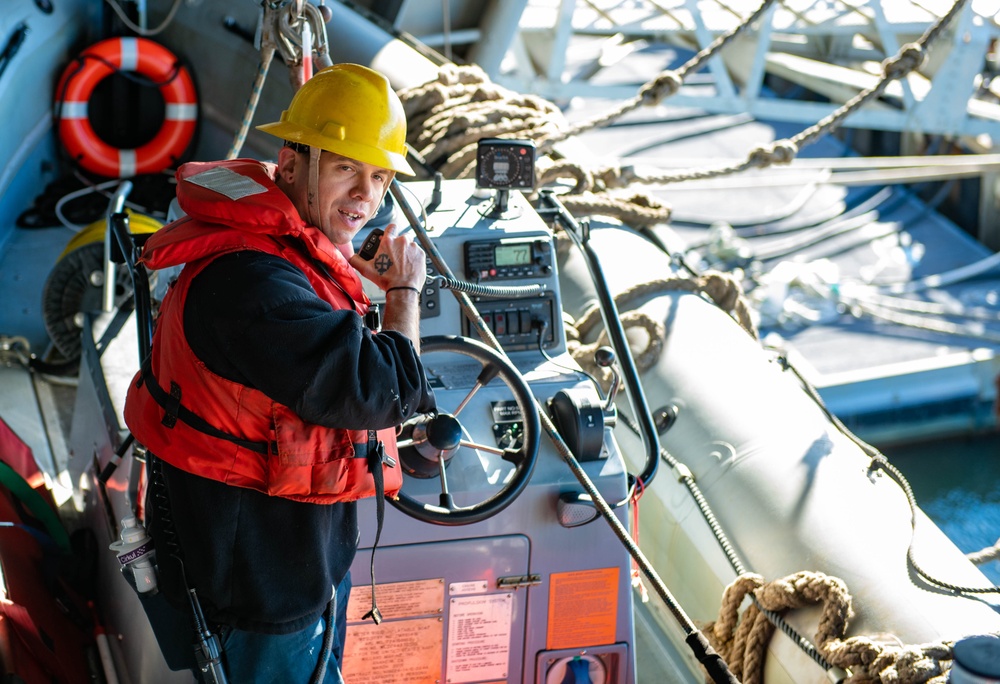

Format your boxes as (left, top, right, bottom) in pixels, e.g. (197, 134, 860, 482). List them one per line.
(257, 63, 414, 175)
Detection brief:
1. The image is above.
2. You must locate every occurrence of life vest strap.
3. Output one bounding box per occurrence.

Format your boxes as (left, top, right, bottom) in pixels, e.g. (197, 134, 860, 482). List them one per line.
(361, 429, 387, 625)
(138, 359, 274, 456)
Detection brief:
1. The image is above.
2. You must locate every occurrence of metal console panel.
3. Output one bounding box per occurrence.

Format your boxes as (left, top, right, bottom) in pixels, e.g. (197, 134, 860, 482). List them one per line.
(358, 179, 567, 360)
(351, 180, 636, 683)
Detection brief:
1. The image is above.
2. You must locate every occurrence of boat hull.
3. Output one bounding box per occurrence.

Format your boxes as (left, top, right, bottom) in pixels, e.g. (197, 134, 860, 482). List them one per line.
(557, 223, 1000, 682)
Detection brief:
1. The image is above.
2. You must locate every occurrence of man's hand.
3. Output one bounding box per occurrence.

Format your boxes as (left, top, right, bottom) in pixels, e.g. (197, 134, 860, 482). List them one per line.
(349, 223, 425, 350)
(348, 223, 425, 292)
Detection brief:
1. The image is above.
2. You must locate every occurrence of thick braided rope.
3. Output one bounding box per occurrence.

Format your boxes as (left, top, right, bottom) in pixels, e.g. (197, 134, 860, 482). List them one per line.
(573, 273, 758, 339)
(538, 0, 779, 151)
(966, 536, 1000, 565)
(706, 572, 953, 684)
(565, 271, 758, 381)
(566, 311, 665, 389)
(398, 64, 566, 179)
(556, 192, 672, 227)
(629, 0, 968, 186)
(535, 158, 671, 224)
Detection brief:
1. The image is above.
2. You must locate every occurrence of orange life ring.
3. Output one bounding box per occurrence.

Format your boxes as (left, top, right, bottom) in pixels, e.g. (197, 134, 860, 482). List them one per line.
(55, 37, 197, 178)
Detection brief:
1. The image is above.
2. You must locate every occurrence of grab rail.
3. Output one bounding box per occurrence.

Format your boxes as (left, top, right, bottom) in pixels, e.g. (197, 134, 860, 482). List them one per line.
(536, 189, 660, 488)
(102, 181, 133, 314)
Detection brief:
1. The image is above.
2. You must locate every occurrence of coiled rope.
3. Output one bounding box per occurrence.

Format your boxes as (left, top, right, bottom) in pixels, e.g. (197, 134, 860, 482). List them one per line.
(401, 63, 566, 177)
(707, 571, 954, 684)
(564, 271, 758, 384)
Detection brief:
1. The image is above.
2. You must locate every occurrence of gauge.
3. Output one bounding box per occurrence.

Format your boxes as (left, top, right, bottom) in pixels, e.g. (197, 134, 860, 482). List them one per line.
(475, 138, 536, 190)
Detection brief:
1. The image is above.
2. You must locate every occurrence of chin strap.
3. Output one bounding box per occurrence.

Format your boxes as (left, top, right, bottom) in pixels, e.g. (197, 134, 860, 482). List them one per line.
(307, 145, 323, 231)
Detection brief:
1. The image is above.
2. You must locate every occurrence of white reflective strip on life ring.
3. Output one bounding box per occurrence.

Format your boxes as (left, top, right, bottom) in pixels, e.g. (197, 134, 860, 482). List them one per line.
(60, 101, 88, 119)
(119, 37, 139, 71)
(118, 150, 137, 178)
(165, 103, 198, 121)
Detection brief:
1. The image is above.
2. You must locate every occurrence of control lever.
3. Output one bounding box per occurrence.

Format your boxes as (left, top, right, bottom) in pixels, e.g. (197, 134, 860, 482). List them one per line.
(546, 346, 622, 462)
(594, 346, 620, 426)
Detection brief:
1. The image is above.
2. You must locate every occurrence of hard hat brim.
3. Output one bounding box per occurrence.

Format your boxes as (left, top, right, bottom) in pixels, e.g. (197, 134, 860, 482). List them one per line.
(257, 121, 415, 176)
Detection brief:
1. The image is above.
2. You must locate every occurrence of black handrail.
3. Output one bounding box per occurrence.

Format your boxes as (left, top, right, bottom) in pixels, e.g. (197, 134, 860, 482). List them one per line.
(537, 190, 660, 487)
(109, 210, 153, 362)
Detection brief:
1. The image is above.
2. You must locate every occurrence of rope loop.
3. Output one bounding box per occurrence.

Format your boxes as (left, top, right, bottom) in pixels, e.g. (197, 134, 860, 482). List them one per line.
(882, 43, 925, 80)
(707, 571, 955, 684)
(536, 160, 593, 194)
(638, 71, 683, 106)
(595, 165, 636, 189)
(568, 311, 665, 389)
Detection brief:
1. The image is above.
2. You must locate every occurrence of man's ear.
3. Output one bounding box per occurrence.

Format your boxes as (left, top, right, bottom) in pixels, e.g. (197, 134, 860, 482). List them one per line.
(276, 145, 299, 185)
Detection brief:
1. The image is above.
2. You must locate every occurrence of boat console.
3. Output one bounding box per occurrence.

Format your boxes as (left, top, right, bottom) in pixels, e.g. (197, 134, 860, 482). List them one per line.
(76, 177, 639, 683)
(343, 179, 636, 684)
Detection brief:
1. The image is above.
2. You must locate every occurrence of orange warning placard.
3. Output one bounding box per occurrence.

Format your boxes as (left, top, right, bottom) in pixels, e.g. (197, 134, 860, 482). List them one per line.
(546, 567, 619, 650)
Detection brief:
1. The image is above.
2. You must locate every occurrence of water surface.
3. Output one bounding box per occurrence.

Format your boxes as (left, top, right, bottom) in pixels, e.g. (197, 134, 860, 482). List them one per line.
(883, 433, 1000, 585)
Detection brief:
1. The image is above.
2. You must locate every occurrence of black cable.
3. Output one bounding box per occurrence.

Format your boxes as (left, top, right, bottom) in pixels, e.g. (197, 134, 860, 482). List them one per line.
(779, 354, 1000, 595)
(616, 408, 836, 672)
(309, 600, 336, 684)
(431, 274, 547, 299)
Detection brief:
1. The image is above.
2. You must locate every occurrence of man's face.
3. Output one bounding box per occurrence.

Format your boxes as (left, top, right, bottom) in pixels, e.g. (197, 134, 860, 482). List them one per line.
(283, 148, 393, 245)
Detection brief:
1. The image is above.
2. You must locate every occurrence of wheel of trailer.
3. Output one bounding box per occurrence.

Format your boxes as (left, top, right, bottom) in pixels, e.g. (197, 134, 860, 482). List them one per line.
(41, 211, 161, 361)
(391, 334, 541, 525)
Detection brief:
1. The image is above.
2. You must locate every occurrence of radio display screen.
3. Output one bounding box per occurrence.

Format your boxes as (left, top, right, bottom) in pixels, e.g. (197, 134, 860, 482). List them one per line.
(495, 244, 531, 266)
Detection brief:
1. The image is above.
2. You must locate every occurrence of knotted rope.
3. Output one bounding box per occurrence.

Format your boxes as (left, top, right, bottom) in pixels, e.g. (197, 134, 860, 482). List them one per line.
(398, 65, 674, 226)
(565, 271, 757, 386)
(707, 572, 953, 684)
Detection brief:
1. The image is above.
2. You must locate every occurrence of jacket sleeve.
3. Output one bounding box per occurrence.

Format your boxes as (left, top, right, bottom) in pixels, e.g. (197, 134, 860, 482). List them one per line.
(184, 250, 435, 430)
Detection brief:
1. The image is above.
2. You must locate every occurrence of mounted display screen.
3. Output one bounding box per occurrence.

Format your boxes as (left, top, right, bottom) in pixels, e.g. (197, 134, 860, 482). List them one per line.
(465, 237, 553, 281)
(494, 243, 532, 266)
(475, 138, 536, 190)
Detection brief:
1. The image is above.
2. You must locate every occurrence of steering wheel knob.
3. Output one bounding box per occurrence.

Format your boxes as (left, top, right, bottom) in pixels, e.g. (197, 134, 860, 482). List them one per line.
(427, 413, 462, 451)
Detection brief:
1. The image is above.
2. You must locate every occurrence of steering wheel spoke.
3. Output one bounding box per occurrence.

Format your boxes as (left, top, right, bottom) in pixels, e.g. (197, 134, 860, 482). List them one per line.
(390, 335, 540, 526)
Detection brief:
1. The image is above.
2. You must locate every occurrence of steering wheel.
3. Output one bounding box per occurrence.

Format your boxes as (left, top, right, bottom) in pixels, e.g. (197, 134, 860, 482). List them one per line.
(389, 334, 541, 525)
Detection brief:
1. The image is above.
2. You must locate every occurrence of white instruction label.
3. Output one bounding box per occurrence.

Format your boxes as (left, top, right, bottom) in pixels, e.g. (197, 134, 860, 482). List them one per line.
(445, 593, 513, 683)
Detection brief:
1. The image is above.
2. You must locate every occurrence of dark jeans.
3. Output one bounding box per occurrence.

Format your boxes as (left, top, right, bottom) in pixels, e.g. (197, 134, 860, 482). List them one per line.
(206, 572, 351, 684)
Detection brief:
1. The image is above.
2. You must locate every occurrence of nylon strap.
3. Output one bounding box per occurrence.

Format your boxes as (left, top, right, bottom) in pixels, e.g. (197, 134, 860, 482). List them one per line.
(137, 359, 273, 455)
(361, 429, 386, 625)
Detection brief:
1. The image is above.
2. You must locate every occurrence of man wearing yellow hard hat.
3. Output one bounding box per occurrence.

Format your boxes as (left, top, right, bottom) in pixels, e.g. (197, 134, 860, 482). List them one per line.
(124, 64, 434, 683)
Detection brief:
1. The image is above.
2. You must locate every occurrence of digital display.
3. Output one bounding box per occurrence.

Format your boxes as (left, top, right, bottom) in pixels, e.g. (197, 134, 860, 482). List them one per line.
(495, 244, 531, 266)
(476, 138, 536, 190)
(487, 158, 511, 185)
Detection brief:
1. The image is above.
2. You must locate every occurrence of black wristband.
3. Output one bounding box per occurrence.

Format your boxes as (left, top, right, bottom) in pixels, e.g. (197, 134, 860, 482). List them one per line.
(386, 286, 420, 296)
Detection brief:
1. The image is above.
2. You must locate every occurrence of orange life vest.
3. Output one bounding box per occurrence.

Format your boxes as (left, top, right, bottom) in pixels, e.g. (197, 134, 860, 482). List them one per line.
(123, 159, 401, 504)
